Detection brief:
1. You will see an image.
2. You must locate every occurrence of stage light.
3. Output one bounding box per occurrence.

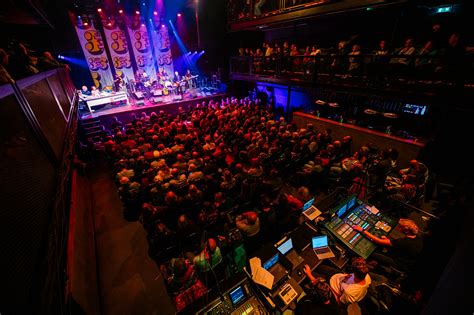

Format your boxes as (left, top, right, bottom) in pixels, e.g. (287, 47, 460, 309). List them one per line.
(97, 8, 102, 13)
(149, 18, 152, 21)
(119, 9, 123, 14)
(84, 22, 88, 26)
(108, 22, 112, 26)
(201, 50, 204, 53)
(194, 51, 197, 54)
(135, 10, 140, 14)
(141, 23, 145, 27)
(177, 13, 182, 17)
(153, 11, 158, 16)
(161, 24, 165, 28)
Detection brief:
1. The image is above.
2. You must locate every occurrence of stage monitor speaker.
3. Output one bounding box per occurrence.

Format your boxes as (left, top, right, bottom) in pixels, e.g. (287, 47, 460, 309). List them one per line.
(174, 95, 183, 100)
(152, 97, 163, 103)
(136, 100, 145, 106)
(133, 91, 144, 100)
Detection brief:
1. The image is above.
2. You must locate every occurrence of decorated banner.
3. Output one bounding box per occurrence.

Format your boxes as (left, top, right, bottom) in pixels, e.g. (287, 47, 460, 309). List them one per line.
(73, 17, 114, 89)
(126, 14, 157, 81)
(149, 23, 174, 78)
(101, 16, 135, 83)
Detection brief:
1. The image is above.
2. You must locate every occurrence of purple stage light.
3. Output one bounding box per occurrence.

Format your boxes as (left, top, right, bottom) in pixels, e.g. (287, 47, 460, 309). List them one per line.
(153, 11, 158, 16)
(135, 10, 140, 15)
(119, 9, 123, 14)
(141, 23, 145, 27)
(161, 24, 165, 28)
(177, 13, 182, 17)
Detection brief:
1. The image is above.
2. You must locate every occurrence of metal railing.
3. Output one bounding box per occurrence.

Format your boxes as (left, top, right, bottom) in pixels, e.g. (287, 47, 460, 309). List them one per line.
(230, 54, 473, 88)
(228, 0, 326, 22)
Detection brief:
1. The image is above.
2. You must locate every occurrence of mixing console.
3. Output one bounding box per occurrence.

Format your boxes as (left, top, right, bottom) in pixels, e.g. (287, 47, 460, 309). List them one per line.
(325, 201, 396, 259)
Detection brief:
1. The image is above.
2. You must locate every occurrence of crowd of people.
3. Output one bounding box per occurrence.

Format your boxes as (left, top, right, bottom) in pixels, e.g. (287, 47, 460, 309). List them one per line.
(236, 24, 467, 80)
(82, 96, 433, 312)
(0, 41, 69, 85)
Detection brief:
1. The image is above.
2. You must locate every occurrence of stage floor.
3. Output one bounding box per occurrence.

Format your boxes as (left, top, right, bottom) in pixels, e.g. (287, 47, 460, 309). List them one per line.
(79, 89, 224, 120)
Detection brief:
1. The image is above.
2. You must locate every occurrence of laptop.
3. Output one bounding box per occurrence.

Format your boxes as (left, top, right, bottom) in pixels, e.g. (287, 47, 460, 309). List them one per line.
(312, 235, 335, 260)
(263, 253, 288, 288)
(276, 237, 304, 269)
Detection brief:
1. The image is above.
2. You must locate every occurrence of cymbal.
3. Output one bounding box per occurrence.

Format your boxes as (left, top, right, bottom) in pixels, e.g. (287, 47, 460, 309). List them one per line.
(364, 109, 378, 115)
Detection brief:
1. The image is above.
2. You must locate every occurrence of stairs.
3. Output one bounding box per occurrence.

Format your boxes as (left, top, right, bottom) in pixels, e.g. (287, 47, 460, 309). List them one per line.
(82, 119, 102, 140)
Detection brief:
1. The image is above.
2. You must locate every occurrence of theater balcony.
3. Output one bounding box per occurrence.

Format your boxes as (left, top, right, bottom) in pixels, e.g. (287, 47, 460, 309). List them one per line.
(227, 0, 405, 32)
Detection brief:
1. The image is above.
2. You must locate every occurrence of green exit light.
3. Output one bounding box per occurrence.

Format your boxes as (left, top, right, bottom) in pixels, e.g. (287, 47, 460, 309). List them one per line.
(436, 6, 452, 13)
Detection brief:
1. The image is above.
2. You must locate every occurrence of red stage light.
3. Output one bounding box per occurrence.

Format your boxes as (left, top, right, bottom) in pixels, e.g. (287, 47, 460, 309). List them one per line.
(97, 8, 102, 13)
(177, 13, 182, 17)
(119, 9, 123, 14)
(107, 22, 112, 26)
(135, 10, 140, 14)
(153, 11, 158, 16)
(84, 22, 88, 26)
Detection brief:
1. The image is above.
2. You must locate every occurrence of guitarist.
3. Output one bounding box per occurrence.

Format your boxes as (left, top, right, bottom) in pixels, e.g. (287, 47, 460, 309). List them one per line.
(173, 71, 184, 95)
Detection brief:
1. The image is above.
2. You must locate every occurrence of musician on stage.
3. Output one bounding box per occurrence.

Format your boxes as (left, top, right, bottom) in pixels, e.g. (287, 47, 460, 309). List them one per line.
(184, 69, 196, 89)
(173, 71, 184, 95)
(81, 85, 91, 96)
(114, 74, 123, 92)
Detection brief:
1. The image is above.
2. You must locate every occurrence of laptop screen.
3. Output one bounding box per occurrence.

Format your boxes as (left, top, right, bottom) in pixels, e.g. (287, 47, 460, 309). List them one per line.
(277, 238, 293, 255)
(302, 197, 315, 211)
(263, 253, 279, 270)
(312, 235, 328, 249)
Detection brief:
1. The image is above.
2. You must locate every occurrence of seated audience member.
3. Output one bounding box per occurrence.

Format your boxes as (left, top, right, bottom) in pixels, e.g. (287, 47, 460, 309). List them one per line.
(348, 44, 362, 74)
(190, 238, 223, 273)
(0, 49, 14, 84)
(354, 218, 423, 271)
(296, 279, 339, 315)
(235, 211, 260, 237)
(399, 159, 428, 186)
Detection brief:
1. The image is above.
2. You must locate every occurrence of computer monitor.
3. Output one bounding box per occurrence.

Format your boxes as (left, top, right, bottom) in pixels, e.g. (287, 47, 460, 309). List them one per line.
(302, 197, 315, 211)
(346, 196, 356, 210)
(277, 238, 293, 255)
(336, 203, 348, 218)
(229, 286, 245, 306)
(312, 235, 328, 249)
(263, 253, 279, 270)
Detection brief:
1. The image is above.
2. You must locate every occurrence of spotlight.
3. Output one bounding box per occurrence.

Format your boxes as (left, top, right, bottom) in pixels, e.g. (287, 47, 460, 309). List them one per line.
(177, 13, 182, 17)
(97, 8, 102, 13)
(201, 50, 205, 53)
(149, 18, 152, 21)
(153, 11, 158, 16)
(194, 51, 197, 54)
(141, 23, 145, 27)
(135, 10, 140, 14)
(142, 2, 145, 5)
(119, 9, 123, 14)
(84, 22, 88, 26)
(161, 24, 165, 28)
(107, 22, 112, 26)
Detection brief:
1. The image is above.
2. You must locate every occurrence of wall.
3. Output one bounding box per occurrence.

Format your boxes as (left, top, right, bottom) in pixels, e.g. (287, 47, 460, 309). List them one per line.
(293, 112, 423, 168)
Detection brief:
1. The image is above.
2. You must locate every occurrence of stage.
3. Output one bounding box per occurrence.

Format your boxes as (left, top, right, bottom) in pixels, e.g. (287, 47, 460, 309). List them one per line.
(80, 90, 227, 132)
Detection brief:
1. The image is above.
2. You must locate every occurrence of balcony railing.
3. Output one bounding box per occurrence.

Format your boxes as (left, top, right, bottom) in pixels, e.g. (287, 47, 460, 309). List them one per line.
(228, 0, 327, 22)
(230, 54, 473, 90)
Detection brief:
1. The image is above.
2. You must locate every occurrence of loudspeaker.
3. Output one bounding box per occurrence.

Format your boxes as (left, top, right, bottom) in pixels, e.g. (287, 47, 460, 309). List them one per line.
(136, 100, 145, 106)
(152, 97, 162, 103)
(133, 91, 144, 99)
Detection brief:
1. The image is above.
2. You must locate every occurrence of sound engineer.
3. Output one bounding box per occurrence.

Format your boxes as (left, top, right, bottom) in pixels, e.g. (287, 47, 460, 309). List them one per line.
(353, 218, 423, 271)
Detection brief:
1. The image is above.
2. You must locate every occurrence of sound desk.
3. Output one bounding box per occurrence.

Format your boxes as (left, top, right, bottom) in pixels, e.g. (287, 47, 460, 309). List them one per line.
(196, 277, 268, 315)
(325, 196, 397, 259)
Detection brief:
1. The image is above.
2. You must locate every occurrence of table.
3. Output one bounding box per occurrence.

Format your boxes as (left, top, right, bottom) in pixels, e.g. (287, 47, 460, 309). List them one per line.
(80, 91, 128, 113)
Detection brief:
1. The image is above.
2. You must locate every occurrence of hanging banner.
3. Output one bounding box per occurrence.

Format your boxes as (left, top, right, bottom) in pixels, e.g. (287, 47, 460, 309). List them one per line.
(126, 14, 157, 81)
(149, 23, 174, 78)
(72, 16, 114, 89)
(101, 16, 135, 84)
